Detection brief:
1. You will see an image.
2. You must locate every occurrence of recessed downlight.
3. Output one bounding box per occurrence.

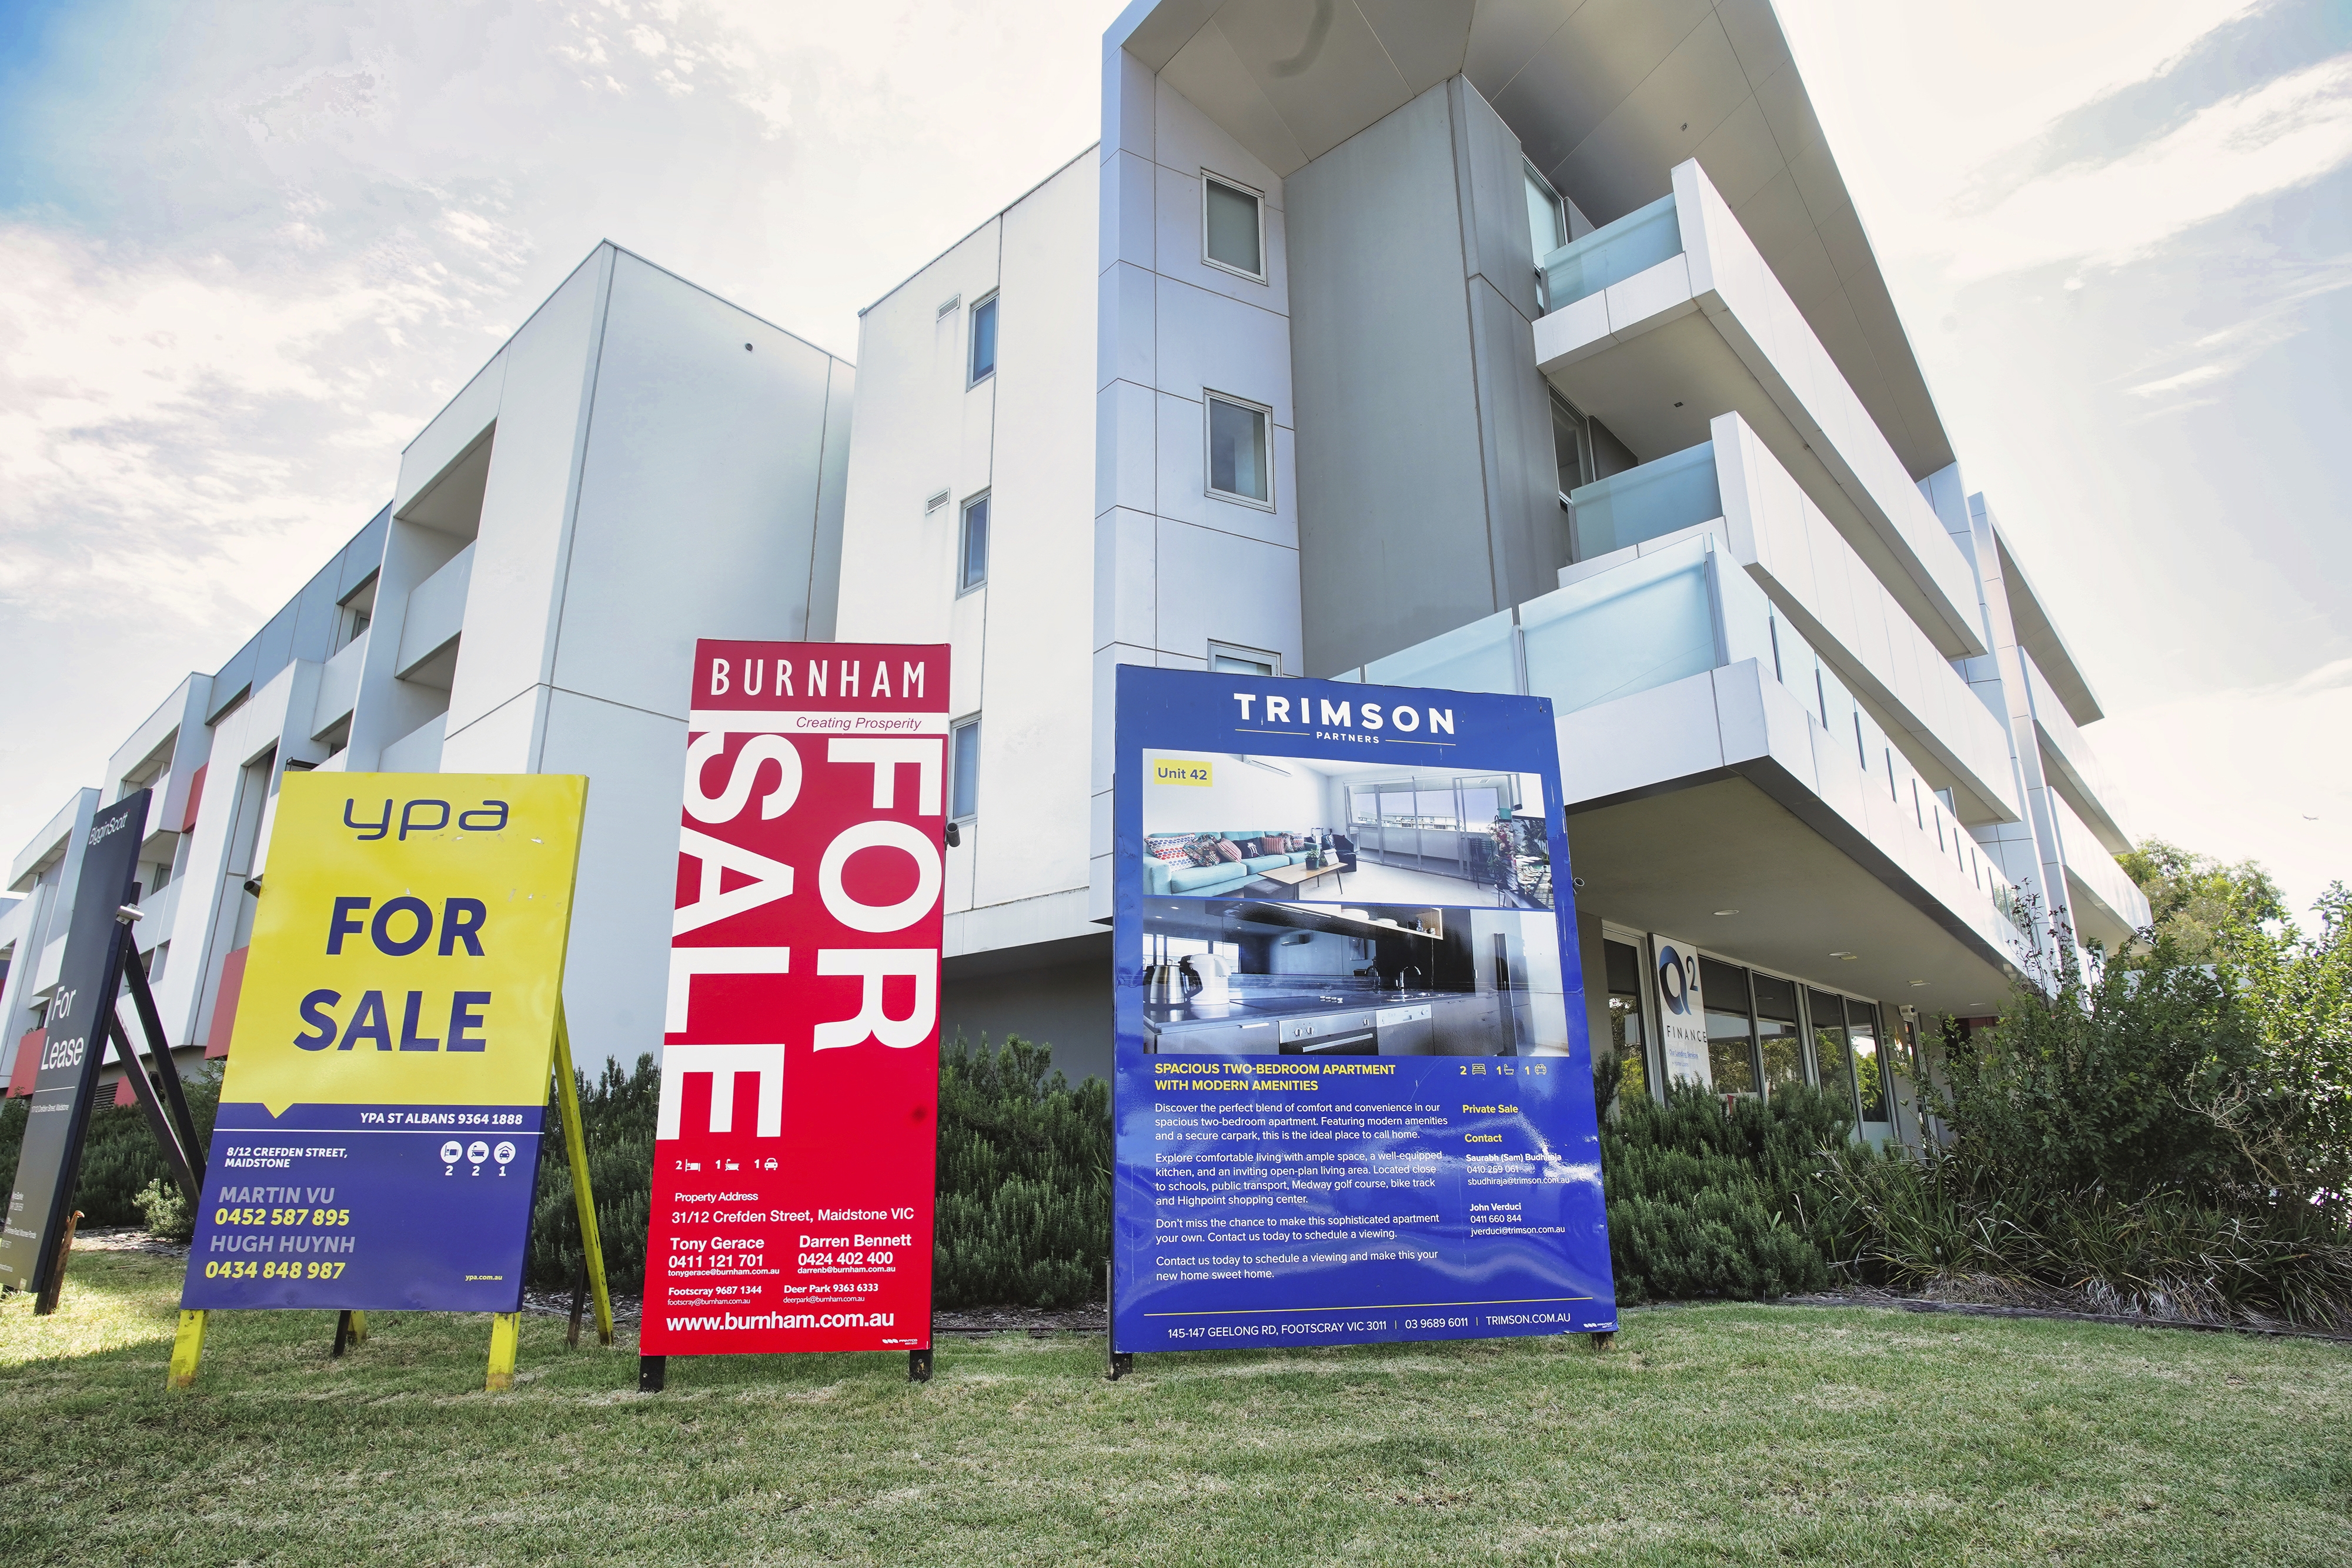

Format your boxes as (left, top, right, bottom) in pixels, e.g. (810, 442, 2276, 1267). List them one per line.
(1713, 909, 1739, 916)
(1829, 951, 1857, 960)
(1907, 979, 1929, 987)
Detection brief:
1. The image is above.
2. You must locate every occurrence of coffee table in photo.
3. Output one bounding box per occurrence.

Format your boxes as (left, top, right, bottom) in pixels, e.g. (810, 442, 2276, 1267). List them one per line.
(1253, 860, 1345, 898)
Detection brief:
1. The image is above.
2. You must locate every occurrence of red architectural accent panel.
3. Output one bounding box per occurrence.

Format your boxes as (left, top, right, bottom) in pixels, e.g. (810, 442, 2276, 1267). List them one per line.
(6, 1031, 41, 1098)
(180, 764, 207, 833)
(202, 946, 250, 1059)
(640, 641, 950, 1358)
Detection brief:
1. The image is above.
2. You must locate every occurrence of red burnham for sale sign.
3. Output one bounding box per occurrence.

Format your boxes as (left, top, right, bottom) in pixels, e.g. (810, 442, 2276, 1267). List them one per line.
(640, 640, 948, 1356)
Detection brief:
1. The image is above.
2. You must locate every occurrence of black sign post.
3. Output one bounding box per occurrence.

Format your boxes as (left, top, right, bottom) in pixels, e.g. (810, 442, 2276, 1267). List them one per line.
(0, 791, 152, 1312)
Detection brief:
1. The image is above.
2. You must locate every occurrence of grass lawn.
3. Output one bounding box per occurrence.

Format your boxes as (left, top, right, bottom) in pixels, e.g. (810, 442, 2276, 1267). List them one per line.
(2, 1250, 2348, 1565)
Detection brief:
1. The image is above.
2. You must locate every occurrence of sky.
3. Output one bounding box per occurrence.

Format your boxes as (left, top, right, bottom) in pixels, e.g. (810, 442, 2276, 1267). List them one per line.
(0, 0, 2344, 921)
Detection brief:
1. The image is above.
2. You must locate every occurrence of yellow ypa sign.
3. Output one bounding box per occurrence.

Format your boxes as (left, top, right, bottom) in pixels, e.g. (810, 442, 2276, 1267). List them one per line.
(1153, 758, 1214, 788)
(222, 773, 587, 1116)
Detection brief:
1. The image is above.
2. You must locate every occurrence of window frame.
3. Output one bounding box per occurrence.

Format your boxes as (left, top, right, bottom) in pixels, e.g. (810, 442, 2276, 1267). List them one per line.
(1202, 390, 1276, 511)
(957, 490, 990, 595)
(948, 715, 981, 823)
(1207, 641, 1278, 677)
(967, 292, 998, 386)
(1199, 172, 1268, 283)
(1601, 923, 1661, 1104)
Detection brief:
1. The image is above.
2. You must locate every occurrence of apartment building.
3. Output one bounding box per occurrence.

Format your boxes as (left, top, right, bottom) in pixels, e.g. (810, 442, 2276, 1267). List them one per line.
(4, 0, 2147, 1148)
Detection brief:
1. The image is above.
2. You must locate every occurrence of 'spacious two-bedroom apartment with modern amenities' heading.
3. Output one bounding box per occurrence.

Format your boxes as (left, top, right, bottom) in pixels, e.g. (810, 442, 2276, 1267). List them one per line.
(0, 0, 2148, 1147)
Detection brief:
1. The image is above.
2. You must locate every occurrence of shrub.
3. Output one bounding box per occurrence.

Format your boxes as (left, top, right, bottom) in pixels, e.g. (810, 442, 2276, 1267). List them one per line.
(527, 1053, 660, 1295)
(0, 1061, 221, 1232)
(933, 1035, 1109, 1309)
(135, 1176, 195, 1243)
(1816, 894, 2352, 1330)
(522, 1034, 1112, 1309)
(1595, 1058, 1850, 1303)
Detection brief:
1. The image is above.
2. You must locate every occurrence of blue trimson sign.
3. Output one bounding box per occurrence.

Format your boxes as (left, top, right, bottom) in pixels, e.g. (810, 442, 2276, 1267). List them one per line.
(1112, 667, 1616, 1355)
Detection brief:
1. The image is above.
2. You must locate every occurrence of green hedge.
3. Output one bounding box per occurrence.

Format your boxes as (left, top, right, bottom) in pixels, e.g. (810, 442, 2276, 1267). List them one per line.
(0, 1062, 222, 1231)
(1595, 1057, 1849, 1303)
(524, 1035, 1108, 1308)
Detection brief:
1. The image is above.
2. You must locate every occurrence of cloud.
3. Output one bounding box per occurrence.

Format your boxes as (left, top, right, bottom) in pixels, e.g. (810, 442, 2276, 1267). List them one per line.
(1944, 52, 2352, 282)
(0, 0, 1114, 865)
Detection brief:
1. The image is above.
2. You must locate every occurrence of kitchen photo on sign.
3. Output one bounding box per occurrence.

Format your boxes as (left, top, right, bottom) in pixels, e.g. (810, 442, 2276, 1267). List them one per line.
(1136, 750, 1571, 1061)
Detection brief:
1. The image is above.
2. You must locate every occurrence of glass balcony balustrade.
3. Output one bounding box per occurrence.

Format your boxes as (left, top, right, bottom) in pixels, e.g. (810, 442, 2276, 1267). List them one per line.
(1566, 440, 1722, 560)
(1539, 193, 1681, 313)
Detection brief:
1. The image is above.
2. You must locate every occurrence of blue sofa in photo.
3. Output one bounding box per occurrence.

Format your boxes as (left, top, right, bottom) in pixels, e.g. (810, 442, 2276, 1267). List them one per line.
(1144, 830, 1321, 897)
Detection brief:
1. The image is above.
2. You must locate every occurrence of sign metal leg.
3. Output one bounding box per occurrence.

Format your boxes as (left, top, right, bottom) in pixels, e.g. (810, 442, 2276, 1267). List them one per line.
(168, 1309, 208, 1390)
(552, 1004, 615, 1348)
(35, 1211, 83, 1316)
(486, 1312, 521, 1392)
(332, 1310, 356, 1359)
(122, 947, 204, 1180)
(348, 1310, 368, 1346)
(638, 1355, 667, 1393)
(1589, 1331, 1615, 1351)
(908, 1348, 933, 1382)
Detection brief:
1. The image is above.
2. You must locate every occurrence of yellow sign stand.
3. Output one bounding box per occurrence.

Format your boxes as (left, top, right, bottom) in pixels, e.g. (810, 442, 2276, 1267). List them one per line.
(169, 999, 615, 1391)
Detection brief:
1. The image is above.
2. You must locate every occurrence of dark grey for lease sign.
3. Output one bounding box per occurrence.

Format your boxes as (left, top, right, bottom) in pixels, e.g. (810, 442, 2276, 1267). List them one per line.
(0, 789, 151, 1303)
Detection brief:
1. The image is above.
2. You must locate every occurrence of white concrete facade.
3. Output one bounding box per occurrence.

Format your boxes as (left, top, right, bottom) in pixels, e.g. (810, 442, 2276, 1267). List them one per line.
(6, 2, 2149, 1133)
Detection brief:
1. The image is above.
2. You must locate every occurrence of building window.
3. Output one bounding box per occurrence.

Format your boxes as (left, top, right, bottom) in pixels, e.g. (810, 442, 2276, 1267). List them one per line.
(969, 294, 997, 385)
(1700, 955, 1758, 1095)
(958, 493, 990, 592)
(338, 573, 377, 651)
(1753, 972, 1806, 1095)
(1524, 162, 1566, 259)
(1208, 643, 1275, 676)
(1603, 937, 1652, 1102)
(1202, 175, 1264, 279)
(1205, 393, 1272, 507)
(950, 717, 981, 821)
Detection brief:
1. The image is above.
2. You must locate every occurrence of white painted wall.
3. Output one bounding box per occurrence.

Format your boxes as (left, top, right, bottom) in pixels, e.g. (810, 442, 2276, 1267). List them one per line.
(1094, 50, 1309, 917)
(838, 152, 1102, 963)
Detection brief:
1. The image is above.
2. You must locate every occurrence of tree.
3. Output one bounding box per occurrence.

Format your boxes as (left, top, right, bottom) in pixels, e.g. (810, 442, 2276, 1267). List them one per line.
(2117, 838, 2288, 959)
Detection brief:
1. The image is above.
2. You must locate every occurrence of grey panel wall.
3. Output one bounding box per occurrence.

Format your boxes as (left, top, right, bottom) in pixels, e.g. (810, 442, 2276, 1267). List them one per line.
(1285, 76, 1561, 676)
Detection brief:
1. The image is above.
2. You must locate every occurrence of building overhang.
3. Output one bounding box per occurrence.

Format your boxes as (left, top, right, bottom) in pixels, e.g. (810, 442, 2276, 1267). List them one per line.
(1568, 774, 2019, 1018)
(1105, 0, 1955, 477)
(1557, 658, 2027, 1012)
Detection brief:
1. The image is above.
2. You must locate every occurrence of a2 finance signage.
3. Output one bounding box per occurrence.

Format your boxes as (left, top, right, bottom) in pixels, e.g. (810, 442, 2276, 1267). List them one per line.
(1112, 667, 1617, 1354)
(0, 790, 152, 1299)
(1652, 936, 1712, 1088)
(641, 641, 948, 1358)
(181, 773, 587, 1312)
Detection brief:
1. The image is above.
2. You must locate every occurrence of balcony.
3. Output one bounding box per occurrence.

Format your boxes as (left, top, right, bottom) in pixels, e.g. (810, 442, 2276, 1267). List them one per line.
(1540, 194, 1681, 314)
(311, 628, 368, 742)
(1532, 162, 1987, 661)
(2047, 787, 2149, 947)
(1549, 418, 2017, 824)
(1338, 534, 2026, 999)
(2024, 651, 2129, 852)
(1566, 441, 1719, 560)
(396, 541, 473, 689)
